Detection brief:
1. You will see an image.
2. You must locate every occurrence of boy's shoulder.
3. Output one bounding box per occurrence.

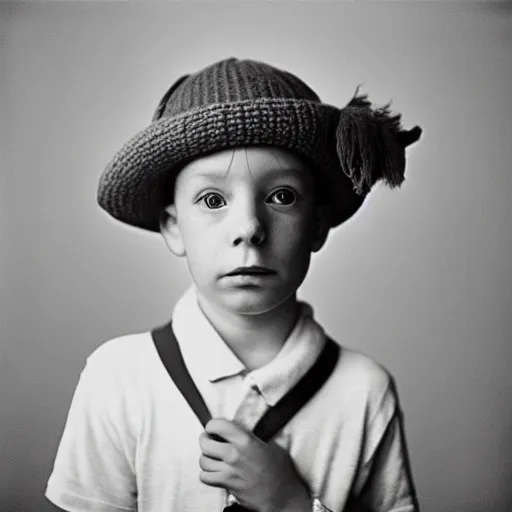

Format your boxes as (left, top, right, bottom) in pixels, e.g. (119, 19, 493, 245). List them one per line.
(83, 330, 155, 377)
(331, 341, 397, 406)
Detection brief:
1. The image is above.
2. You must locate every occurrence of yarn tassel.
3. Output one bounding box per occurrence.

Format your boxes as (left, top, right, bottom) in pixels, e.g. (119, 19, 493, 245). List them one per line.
(336, 89, 422, 195)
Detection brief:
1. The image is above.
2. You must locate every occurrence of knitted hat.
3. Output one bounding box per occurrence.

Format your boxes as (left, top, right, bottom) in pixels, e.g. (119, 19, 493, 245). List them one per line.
(97, 58, 422, 232)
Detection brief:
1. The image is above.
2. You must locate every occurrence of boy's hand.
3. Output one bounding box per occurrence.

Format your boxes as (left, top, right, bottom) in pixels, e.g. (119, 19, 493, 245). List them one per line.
(199, 418, 311, 512)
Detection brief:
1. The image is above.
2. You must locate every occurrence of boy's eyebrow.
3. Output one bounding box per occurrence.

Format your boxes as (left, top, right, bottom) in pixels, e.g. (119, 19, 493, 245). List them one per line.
(189, 167, 307, 180)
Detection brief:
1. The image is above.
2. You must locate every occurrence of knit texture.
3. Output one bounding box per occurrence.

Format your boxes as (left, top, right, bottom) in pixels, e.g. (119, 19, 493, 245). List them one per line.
(98, 58, 421, 232)
(154, 59, 321, 119)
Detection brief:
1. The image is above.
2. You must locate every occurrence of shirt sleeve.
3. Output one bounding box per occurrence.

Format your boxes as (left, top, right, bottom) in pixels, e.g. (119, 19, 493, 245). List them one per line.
(45, 348, 138, 512)
(352, 376, 420, 512)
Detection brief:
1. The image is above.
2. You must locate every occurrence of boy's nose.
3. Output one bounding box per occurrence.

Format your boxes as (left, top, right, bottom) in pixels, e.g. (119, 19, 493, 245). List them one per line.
(230, 206, 266, 247)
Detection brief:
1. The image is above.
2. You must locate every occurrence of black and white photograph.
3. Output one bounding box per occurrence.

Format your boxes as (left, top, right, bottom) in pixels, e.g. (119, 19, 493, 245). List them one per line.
(1, 2, 511, 512)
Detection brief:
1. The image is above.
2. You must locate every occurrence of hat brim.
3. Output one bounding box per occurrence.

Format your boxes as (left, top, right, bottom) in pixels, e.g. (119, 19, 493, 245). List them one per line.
(97, 98, 365, 232)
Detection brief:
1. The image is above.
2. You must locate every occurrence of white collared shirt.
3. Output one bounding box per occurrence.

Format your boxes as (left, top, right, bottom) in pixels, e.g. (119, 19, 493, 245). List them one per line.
(46, 287, 419, 512)
(172, 286, 326, 424)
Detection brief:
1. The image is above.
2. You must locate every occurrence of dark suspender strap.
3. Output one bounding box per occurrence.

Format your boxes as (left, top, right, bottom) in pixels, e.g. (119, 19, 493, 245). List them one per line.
(152, 320, 212, 428)
(151, 321, 340, 442)
(253, 336, 339, 441)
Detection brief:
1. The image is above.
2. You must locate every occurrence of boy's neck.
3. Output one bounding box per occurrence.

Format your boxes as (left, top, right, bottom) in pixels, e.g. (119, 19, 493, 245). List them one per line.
(196, 293, 301, 371)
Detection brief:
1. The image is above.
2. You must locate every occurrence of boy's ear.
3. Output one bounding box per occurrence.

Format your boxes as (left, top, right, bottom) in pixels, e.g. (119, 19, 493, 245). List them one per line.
(159, 205, 186, 257)
(311, 205, 331, 253)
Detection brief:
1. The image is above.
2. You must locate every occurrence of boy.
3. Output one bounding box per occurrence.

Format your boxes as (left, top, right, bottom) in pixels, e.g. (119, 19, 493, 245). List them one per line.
(46, 58, 422, 512)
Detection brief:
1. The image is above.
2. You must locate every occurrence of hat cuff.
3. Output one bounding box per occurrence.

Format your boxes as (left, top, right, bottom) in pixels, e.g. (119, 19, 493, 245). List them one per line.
(98, 98, 364, 231)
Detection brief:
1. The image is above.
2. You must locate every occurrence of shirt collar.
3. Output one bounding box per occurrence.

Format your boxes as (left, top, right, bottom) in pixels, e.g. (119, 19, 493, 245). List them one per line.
(249, 305, 326, 405)
(172, 286, 246, 383)
(172, 286, 326, 406)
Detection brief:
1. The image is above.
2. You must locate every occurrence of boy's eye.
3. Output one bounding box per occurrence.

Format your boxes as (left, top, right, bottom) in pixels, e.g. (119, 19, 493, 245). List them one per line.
(201, 192, 226, 209)
(268, 189, 296, 206)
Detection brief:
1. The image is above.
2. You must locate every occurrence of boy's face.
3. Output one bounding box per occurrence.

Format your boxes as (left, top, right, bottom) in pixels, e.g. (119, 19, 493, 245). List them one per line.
(160, 146, 329, 316)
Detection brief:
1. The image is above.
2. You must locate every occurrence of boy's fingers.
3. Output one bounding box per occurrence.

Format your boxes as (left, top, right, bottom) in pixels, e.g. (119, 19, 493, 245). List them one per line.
(199, 469, 227, 488)
(199, 454, 224, 472)
(205, 418, 249, 446)
(198, 432, 229, 460)
(199, 459, 236, 489)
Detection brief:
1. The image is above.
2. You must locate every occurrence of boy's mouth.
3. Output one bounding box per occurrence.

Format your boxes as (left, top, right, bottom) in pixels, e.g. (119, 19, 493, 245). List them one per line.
(225, 266, 276, 276)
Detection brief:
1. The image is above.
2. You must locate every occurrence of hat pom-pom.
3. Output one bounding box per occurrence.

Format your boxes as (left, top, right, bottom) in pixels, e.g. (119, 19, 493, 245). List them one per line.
(336, 89, 422, 195)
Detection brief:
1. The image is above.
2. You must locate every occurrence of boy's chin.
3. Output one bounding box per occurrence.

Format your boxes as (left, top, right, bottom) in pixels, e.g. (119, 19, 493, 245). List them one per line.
(208, 286, 297, 316)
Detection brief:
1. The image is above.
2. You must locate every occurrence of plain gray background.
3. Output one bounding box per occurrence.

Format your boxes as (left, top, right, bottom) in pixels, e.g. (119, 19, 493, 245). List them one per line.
(1, 2, 511, 511)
